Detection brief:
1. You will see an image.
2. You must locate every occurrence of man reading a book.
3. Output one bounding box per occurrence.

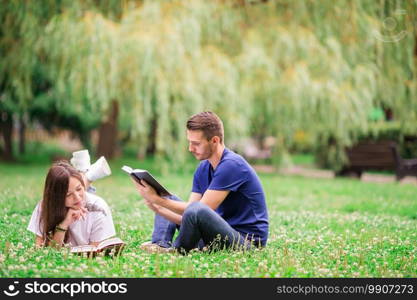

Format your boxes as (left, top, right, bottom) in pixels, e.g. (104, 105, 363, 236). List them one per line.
(133, 111, 269, 253)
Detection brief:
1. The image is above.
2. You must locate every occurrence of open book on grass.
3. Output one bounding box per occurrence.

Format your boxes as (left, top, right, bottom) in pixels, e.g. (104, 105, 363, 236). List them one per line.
(122, 165, 172, 197)
(70, 237, 125, 257)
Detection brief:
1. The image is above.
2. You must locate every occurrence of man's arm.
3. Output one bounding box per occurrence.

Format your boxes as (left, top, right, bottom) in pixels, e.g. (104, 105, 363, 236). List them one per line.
(132, 178, 202, 215)
(151, 192, 203, 215)
(145, 192, 202, 224)
(151, 189, 229, 213)
(133, 178, 230, 214)
(155, 205, 182, 224)
(200, 190, 230, 210)
(187, 192, 202, 203)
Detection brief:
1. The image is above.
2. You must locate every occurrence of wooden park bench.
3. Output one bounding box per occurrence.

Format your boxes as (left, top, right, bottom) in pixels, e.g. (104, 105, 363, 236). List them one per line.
(336, 140, 417, 181)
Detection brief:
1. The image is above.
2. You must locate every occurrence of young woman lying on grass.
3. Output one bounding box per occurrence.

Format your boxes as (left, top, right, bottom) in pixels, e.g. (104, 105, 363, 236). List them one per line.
(27, 161, 115, 247)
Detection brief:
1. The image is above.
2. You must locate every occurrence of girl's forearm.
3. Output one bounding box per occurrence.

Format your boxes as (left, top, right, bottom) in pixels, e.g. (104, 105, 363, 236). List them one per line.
(50, 223, 68, 247)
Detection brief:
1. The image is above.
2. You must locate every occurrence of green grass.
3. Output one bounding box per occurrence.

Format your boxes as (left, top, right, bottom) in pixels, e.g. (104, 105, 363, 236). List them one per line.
(0, 159, 416, 278)
(289, 153, 316, 167)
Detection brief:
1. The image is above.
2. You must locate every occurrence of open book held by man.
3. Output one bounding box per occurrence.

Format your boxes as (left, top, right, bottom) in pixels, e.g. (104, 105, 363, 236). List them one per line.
(122, 166, 171, 197)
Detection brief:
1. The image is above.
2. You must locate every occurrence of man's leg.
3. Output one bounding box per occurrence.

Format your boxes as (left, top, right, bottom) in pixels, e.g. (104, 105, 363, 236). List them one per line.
(150, 195, 181, 248)
(173, 202, 247, 253)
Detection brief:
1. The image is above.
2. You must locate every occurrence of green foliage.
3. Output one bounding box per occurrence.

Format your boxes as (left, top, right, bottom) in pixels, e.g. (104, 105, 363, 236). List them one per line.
(0, 0, 126, 152)
(0, 162, 416, 277)
(12, 141, 68, 164)
(316, 121, 417, 170)
(1, 0, 416, 169)
(29, 93, 100, 150)
(359, 121, 417, 141)
(360, 121, 417, 159)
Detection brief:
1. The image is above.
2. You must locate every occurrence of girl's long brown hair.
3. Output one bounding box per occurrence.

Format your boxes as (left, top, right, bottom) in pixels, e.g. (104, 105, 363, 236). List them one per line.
(40, 161, 85, 245)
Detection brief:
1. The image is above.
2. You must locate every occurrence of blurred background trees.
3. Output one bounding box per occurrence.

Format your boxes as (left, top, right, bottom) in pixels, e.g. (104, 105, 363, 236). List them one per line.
(1, 0, 416, 171)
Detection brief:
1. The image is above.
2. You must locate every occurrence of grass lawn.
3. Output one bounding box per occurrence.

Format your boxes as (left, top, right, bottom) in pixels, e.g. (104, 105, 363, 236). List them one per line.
(0, 158, 416, 278)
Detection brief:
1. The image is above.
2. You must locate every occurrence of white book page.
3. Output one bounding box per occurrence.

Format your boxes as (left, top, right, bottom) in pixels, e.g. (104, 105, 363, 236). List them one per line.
(98, 237, 124, 250)
(71, 245, 97, 252)
(122, 165, 147, 174)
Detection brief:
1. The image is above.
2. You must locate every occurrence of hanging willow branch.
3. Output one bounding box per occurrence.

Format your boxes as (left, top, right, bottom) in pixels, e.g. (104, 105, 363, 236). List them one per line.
(3, 0, 415, 170)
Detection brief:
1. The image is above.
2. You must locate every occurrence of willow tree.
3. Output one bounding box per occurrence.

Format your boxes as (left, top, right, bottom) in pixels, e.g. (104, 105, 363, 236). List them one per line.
(3, 0, 416, 170)
(236, 0, 417, 169)
(0, 1, 53, 159)
(0, 0, 127, 160)
(39, 0, 251, 168)
(115, 0, 251, 169)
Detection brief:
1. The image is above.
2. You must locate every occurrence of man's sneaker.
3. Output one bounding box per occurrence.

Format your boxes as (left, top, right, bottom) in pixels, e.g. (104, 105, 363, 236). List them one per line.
(140, 241, 176, 254)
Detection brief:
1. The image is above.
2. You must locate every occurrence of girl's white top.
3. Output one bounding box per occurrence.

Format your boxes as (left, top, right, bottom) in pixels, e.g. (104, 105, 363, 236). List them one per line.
(27, 192, 116, 246)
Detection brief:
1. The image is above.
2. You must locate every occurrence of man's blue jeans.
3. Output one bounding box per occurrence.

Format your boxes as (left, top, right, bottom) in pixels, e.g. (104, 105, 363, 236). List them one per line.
(151, 196, 249, 253)
(151, 195, 180, 248)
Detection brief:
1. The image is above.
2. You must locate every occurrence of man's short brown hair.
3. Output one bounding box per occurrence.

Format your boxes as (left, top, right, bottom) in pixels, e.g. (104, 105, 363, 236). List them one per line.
(186, 111, 224, 143)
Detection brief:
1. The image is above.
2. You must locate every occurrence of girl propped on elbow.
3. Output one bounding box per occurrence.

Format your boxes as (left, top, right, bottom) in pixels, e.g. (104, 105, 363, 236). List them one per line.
(27, 161, 115, 248)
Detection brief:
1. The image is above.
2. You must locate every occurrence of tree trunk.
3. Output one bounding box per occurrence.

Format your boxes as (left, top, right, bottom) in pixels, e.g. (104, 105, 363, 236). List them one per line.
(79, 131, 92, 153)
(0, 111, 14, 161)
(96, 100, 119, 159)
(18, 114, 26, 154)
(146, 116, 157, 156)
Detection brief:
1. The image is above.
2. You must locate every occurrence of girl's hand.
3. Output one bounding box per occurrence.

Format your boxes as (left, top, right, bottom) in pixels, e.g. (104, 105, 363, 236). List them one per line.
(60, 206, 88, 228)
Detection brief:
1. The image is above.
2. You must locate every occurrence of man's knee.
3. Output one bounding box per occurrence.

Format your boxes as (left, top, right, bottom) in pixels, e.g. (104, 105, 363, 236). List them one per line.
(183, 202, 210, 222)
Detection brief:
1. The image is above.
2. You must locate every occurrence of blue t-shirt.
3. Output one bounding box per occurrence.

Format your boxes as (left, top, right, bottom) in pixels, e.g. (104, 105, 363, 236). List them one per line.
(192, 148, 269, 246)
